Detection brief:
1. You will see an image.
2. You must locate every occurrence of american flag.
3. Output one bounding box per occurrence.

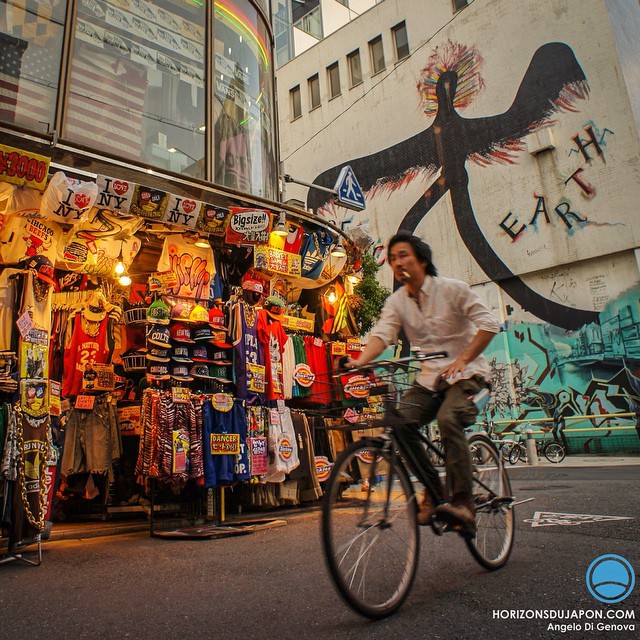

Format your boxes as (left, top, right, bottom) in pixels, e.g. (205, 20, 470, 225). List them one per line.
(0, 1, 63, 130)
(0, 32, 27, 123)
(65, 44, 148, 162)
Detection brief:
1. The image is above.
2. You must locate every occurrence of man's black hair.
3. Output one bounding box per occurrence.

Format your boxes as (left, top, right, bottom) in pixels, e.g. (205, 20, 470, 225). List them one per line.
(388, 231, 438, 276)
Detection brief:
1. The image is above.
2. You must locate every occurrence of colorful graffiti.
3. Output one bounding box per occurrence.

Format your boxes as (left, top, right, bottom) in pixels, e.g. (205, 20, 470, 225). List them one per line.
(305, 40, 640, 453)
(484, 286, 640, 452)
(308, 41, 596, 330)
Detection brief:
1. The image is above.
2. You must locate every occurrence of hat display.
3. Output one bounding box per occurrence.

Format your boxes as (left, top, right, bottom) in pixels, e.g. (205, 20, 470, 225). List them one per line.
(208, 307, 229, 332)
(190, 364, 214, 379)
(146, 346, 170, 363)
(171, 344, 193, 363)
(147, 325, 171, 348)
(189, 304, 209, 324)
(83, 304, 107, 322)
(190, 344, 214, 363)
(171, 363, 193, 382)
(170, 323, 194, 343)
(192, 325, 216, 342)
(210, 349, 233, 366)
(241, 273, 264, 293)
(146, 299, 171, 325)
(146, 362, 170, 381)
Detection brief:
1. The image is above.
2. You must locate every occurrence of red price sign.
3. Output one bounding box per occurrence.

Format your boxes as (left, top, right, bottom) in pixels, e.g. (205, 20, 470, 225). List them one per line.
(0, 144, 50, 190)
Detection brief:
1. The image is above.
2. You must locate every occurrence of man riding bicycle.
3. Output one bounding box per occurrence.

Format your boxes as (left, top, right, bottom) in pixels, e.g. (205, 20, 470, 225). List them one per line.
(346, 231, 500, 533)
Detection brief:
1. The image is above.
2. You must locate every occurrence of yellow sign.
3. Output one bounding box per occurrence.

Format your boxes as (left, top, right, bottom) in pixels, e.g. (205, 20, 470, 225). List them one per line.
(210, 432, 240, 455)
(280, 315, 314, 333)
(254, 245, 302, 277)
(0, 144, 50, 190)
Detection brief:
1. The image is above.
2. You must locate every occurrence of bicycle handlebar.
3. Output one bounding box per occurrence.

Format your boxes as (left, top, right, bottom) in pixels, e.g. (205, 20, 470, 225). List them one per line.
(336, 350, 448, 376)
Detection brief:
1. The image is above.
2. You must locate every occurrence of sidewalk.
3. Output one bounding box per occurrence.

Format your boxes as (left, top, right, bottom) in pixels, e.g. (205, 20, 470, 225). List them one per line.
(3, 455, 639, 552)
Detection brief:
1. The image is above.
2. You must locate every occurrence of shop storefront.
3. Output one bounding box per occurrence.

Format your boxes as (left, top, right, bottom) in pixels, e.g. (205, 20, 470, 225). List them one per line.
(0, 0, 368, 560)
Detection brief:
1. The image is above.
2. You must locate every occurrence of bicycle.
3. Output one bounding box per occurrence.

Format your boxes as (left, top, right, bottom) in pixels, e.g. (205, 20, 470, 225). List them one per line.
(503, 425, 566, 464)
(320, 353, 517, 619)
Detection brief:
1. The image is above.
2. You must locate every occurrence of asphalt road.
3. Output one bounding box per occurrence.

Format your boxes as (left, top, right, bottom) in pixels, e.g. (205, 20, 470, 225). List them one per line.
(1, 464, 638, 640)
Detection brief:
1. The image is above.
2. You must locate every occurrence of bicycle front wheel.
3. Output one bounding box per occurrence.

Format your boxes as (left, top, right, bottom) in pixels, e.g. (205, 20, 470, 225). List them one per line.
(321, 438, 419, 619)
(466, 435, 515, 570)
(508, 444, 521, 465)
(544, 442, 566, 463)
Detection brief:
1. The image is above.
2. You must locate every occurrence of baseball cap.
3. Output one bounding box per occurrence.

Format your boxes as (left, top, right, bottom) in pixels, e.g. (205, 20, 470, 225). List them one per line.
(192, 325, 216, 342)
(23, 255, 57, 287)
(190, 364, 214, 379)
(189, 304, 209, 324)
(190, 344, 214, 363)
(147, 325, 171, 348)
(170, 323, 194, 343)
(146, 362, 170, 381)
(211, 330, 232, 349)
(209, 364, 233, 384)
(264, 295, 285, 317)
(171, 363, 193, 382)
(241, 277, 263, 294)
(208, 307, 229, 332)
(210, 349, 232, 366)
(146, 299, 171, 325)
(170, 301, 191, 322)
(146, 346, 170, 363)
(171, 344, 193, 363)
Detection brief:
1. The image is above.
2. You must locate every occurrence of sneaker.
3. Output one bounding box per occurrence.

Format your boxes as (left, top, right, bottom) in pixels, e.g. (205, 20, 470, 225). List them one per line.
(435, 497, 476, 534)
(416, 492, 436, 526)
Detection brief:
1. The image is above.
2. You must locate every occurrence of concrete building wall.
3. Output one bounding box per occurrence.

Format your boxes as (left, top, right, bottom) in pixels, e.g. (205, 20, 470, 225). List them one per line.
(276, 0, 640, 452)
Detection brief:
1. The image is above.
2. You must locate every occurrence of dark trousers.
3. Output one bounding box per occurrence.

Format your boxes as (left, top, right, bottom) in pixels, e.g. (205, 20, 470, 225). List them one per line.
(395, 377, 485, 503)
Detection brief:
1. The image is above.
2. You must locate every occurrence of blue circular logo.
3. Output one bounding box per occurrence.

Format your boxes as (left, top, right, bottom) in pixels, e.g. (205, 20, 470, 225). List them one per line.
(586, 554, 635, 604)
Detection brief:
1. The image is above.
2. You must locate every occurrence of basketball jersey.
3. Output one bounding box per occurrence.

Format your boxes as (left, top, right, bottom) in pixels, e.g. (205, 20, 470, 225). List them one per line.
(231, 300, 265, 403)
(202, 398, 235, 489)
(62, 312, 112, 397)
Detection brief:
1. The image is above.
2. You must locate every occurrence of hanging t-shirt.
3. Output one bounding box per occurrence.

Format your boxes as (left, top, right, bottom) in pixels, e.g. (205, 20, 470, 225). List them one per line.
(0, 215, 64, 266)
(0, 268, 21, 350)
(300, 230, 334, 280)
(157, 234, 215, 299)
(256, 309, 288, 401)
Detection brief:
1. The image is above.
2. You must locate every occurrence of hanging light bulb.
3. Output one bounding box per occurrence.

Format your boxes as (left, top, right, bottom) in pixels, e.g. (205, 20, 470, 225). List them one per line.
(114, 242, 126, 276)
(347, 273, 361, 284)
(195, 235, 210, 248)
(324, 285, 338, 304)
(273, 212, 288, 237)
(331, 239, 346, 258)
(118, 274, 132, 287)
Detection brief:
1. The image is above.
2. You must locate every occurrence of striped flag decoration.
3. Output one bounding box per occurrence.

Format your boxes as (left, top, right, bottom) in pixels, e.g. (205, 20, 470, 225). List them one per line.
(0, 33, 28, 123)
(65, 46, 148, 161)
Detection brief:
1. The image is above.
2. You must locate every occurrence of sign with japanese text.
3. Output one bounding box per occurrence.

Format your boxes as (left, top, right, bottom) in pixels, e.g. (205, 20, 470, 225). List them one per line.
(225, 207, 272, 245)
(210, 432, 240, 455)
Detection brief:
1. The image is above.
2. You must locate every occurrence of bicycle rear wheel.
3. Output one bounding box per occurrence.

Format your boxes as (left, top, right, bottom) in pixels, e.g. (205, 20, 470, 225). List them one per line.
(508, 444, 521, 465)
(544, 442, 566, 463)
(466, 435, 515, 570)
(321, 438, 419, 619)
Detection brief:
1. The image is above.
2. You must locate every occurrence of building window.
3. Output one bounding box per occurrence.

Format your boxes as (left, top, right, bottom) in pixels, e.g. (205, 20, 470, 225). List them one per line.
(290, 85, 302, 120)
(308, 74, 320, 110)
(453, 0, 469, 11)
(327, 62, 341, 99)
(293, 5, 323, 40)
(369, 36, 385, 75)
(392, 21, 410, 61)
(347, 49, 363, 87)
(336, 0, 349, 6)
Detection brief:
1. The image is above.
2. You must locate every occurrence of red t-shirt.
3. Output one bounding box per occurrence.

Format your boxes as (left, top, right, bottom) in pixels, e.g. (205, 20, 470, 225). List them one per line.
(256, 309, 288, 401)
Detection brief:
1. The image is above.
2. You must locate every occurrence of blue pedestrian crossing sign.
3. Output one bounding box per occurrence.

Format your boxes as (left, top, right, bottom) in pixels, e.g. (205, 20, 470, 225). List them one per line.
(334, 165, 366, 211)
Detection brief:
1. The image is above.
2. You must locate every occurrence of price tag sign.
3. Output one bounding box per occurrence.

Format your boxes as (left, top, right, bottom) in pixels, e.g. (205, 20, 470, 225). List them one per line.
(210, 432, 240, 455)
(75, 395, 96, 410)
(0, 144, 50, 190)
(16, 312, 34, 340)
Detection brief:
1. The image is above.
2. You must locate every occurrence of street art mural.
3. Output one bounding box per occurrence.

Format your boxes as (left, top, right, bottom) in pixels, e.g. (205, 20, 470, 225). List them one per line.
(307, 41, 640, 452)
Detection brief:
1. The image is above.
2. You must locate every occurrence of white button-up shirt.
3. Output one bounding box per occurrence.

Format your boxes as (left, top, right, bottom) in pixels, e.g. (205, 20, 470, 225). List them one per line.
(369, 275, 500, 390)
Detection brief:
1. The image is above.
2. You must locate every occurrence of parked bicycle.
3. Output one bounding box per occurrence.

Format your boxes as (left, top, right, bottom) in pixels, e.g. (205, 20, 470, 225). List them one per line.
(320, 353, 518, 619)
(500, 425, 566, 464)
